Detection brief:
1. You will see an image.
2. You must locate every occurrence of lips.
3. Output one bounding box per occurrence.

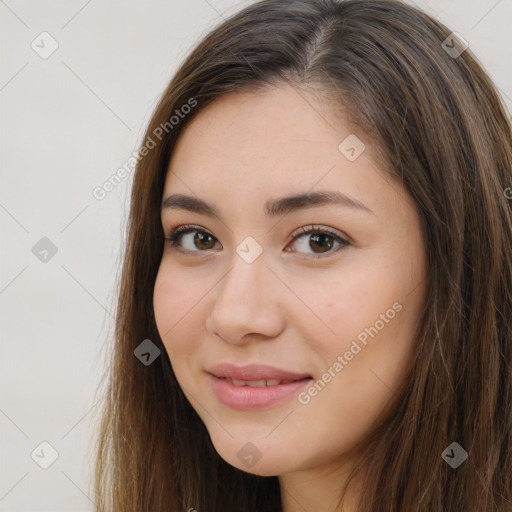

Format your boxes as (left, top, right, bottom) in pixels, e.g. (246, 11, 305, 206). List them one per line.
(207, 363, 312, 382)
(207, 363, 313, 409)
(222, 378, 296, 387)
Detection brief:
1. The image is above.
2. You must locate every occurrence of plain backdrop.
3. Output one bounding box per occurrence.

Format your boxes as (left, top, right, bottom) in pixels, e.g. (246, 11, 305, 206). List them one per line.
(0, 0, 510, 510)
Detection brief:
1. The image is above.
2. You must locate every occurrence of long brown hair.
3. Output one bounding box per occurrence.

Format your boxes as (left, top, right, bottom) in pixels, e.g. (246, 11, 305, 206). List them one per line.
(92, 1, 512, 510)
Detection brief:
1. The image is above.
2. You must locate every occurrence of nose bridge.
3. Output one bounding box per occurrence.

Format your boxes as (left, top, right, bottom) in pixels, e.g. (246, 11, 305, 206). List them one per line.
(219, 245, 269, 304)
(206, 242, 284, 343)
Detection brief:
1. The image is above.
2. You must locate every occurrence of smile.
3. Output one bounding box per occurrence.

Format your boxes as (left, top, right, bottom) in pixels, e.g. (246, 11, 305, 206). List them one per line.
(206, 363, 314, 409)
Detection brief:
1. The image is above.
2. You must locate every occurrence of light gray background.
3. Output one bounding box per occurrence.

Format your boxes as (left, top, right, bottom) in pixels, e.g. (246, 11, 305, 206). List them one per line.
(1, 1, 510, 510)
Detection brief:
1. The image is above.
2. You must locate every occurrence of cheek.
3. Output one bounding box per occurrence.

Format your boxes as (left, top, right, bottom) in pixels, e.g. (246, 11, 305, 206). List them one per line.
(291, 251, 422, 388)
(153, 263, 207, 364)
(289, 273, 421, 452)
(285, 259, 405, 355)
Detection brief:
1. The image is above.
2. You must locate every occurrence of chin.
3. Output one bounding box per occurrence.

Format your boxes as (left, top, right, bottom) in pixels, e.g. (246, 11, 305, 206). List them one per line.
(211, 437, 294, 476)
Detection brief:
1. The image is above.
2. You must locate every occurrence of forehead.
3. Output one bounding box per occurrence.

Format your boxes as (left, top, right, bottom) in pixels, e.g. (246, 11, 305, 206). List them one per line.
(162, 84, 401, 216)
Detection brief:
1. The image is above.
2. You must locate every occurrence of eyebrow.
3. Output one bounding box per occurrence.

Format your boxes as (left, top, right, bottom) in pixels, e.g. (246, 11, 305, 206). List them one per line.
(161, 190, 373, 221)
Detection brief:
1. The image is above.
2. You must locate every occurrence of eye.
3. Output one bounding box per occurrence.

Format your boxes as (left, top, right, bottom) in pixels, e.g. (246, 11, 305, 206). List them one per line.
(164, 224, 350, 258)
(285, 225, 350, 258)
(165, 224, 220, 253)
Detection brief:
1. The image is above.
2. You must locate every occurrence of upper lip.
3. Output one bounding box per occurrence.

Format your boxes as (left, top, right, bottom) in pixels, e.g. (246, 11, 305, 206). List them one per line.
(207, 363, 312, 381)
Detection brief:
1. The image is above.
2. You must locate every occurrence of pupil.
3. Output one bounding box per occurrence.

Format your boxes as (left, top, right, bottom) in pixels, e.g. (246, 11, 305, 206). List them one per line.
(310, 234, 333, 253)
(195, 232, 214, 249)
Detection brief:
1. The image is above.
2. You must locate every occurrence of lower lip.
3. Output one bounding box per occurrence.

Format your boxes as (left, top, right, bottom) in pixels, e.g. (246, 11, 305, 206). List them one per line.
(209, 374, 313, 410)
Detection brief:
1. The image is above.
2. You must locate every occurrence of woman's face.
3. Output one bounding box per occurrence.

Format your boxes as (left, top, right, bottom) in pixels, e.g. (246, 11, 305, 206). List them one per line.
(153, 83, 426, 477)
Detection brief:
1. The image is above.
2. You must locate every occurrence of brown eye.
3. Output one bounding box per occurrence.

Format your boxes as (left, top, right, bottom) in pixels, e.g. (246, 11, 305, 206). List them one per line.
(308, 233, 335, 253)
(287, 225, 350, 258)
(165, 224, 349, 259)
(194, 232, 216, 250)
(165, 225, 221, 252)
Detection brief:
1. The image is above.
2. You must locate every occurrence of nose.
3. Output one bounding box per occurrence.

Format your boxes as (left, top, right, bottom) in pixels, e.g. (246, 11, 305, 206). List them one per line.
(205, 251, 286, 345)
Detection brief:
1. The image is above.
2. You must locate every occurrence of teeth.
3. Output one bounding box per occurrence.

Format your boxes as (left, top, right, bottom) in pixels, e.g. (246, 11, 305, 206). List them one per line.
(246, 380, 267, 387)
(227, 378, 287, 387)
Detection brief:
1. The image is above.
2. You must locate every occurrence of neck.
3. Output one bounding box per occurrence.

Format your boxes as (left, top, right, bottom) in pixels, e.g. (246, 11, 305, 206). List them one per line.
(279, 456, 365, 512)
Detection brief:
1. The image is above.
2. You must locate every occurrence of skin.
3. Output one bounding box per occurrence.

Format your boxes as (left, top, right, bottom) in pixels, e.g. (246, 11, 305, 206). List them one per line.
(153, 82, 427, 512)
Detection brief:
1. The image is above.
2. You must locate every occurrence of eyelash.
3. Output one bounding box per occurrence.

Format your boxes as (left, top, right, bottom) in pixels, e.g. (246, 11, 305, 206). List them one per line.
(164, 224, 350, 259)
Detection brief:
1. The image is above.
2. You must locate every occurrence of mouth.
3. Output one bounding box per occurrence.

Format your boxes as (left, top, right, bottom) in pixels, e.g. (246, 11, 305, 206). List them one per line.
(219, 377, 308, 387)
(206, 363, 314, 410)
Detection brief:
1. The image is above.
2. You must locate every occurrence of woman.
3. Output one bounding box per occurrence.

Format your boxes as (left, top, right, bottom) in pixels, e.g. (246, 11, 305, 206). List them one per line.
(93, 0, 512, 510)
